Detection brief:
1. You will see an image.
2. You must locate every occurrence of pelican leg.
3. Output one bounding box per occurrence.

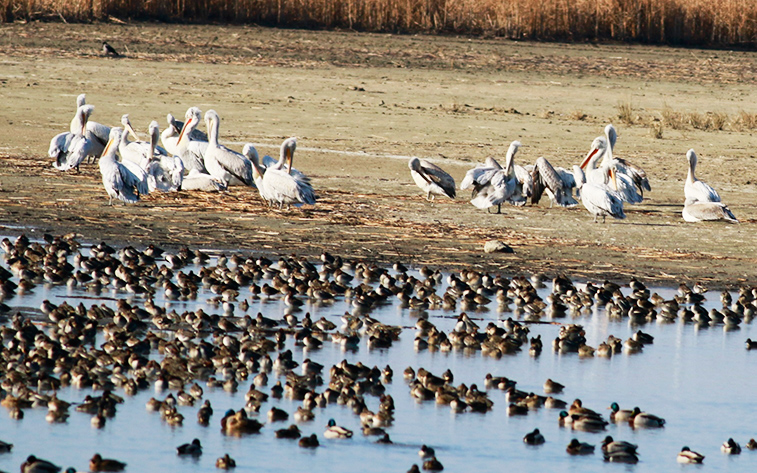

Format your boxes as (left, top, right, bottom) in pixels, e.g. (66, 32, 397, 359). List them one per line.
(497, 204, 502, 214)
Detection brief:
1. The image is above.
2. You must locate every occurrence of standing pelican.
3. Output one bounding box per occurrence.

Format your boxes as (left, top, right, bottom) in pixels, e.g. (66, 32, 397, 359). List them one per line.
(409, 158, 456, 201)
(118, 115, 169, 167)
(174, 107, 209, 174)
(460, 141, 521, 212)
(530, 156, 578, 207)
(99, 128, 149, 205)
(246, 139, 316, 208)
(684, 149, 720, 204)
(581, 130, 642, 204)
(573, 165, 625, 223)
(52, 104, 100, 172)
(139, 121, 184, 192)
(597, 125, 650, 201)
(203, 110, 254, 187)
(162, 111, 208, 155)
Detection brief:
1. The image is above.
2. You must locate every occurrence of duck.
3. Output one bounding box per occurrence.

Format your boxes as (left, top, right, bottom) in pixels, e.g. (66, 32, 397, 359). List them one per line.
(21, 455, 62, 473)
(222, 409, 263, 435)
(523, 428, 545, 445)
(324, 418, 353, 439)
(677, 446, 705, 463)
(601, 436, 638, 454)
(419, 445, 436, 459)
(215, 453, 236, 469)
(543, 379, 564, 394)
(0, 439, 12, 452)
(275, 424, 302, 439)
(89, 454, 126, 472)
(721, 438, 741, 454)
(376, 433, 393, 444)
(422, 458, 444, 471)
(608, 402, 634, 422)
(299, 433, 320, 448)
(629, 407, 665, 428)
(747, 438, 757, 450)
(566, 439, 595, 455)
(746, 339, 757, 350)
(176, 438, 202, 456)
(603, 451, 639, 463)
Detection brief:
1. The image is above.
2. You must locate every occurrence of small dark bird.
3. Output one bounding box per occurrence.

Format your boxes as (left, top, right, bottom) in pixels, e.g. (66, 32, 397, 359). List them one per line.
(89, 454, 126, 472)
(102, 41, 120, 57)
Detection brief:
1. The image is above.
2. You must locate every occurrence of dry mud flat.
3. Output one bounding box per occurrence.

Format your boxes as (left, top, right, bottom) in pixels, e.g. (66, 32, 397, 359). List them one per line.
(1, 22, 757, 286)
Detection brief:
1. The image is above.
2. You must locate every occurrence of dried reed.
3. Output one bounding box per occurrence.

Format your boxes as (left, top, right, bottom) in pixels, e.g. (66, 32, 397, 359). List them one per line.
(3, 0, 757, 47)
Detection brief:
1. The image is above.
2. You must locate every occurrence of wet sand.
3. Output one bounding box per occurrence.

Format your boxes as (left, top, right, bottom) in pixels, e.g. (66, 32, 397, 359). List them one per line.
(1, 22, 756, 286)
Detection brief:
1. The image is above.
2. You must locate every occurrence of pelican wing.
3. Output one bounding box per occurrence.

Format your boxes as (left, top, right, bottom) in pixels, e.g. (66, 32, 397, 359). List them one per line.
(581, 184, 625, 220)
(615, 158, 651, 193)
(49, 132, 73, 160)
(54, 134, 90, 171)
(682, 202, 737, 223)
(121, 160, 149, 196)
(209, 145, 254, 187)
(420, 161, 456, 198)
(182, 169, 227, 192)
(531, 157, 577, 207)
(685, 180, 720, 204)
(263, 169, 316, 206)
(86, 122, 111, 148)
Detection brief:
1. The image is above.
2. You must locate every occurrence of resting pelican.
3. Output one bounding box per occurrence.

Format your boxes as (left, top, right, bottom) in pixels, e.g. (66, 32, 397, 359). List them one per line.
(597, 125, 650, 201)
(573, 165, 625, 223)
(136, 121, 184, 192)
(52, 105, 99, 172)
(580, 132, 642, 204)
(246, 140, 316, 208)
(174, 107, 209, 174)
(118, 115, 169, 167)
(203, 110, 254, 187)
(49, 94, 109, 167)
(684, 149, 720, 204)
(161, 112, 208, 155)
(99, 128, 149, 205)
(181, 169, 227, 192)
(409, 157, 456, 201)
(461, 141, 521, 212)
(530, 156, 578, 207)
(682, 202, 738, 223)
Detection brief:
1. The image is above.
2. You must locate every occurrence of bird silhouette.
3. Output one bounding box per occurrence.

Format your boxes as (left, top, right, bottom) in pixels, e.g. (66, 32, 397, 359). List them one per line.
(101, 41, 120, 57)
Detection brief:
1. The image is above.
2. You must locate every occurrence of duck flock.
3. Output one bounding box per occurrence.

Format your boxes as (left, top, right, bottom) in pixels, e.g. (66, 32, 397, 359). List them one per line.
(48, 94, 738, 225)
(0, 232, 756, 471)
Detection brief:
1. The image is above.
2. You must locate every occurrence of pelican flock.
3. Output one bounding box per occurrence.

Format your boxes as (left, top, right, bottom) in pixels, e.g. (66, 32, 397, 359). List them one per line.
(47, 98, 740, 224)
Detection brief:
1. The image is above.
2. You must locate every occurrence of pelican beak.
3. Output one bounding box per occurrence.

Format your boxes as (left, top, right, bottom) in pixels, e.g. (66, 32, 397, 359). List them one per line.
(418, 170, 432, 184)
(177, 118, 193, 145)
(580, 147, 599, 170)
(126, 123, 140, 141)
(102, 136, 115, 157)
(286, 147, 293, 175)
(610, 167, 619, 191)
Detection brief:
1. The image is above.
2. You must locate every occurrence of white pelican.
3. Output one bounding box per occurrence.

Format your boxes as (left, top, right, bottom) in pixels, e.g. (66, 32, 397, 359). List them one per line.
(573, 165, 625, 223)
(245, 140, 316, 208)
(409, 157, 456, 201)
(597, 125, 650, 201)
(99, 128, 149, 205)
(52, 105, 99, 172)
(174, 107, 209, 174)
(118, 115, 169, 167)
(203, 110, 254, 187)
(137, 121, 184, 192)
(684, 149, 720, 204)
(49, 94, 109, 167)
(460, 141, 521, 212)
(682, 201, 738, 223)
(530, 156, 578, 207)
(181, 169, 227, 192)
(161, 112, 208, 155)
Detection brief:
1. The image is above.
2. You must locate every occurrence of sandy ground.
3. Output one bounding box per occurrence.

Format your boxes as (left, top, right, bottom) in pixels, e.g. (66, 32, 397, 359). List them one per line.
(1, 22, 757, 287)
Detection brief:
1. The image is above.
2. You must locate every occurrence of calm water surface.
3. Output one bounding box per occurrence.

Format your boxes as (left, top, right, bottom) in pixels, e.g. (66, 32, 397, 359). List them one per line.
(0, 243, 754, 472)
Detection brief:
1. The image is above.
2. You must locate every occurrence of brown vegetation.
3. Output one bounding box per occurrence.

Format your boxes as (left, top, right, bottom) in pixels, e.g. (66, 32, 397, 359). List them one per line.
(3, 0, 757, 46)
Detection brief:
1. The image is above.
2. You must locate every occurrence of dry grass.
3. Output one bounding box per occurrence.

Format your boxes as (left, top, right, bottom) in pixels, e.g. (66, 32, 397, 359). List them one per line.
(616, 102, 635, 125)
(3, 0, 757, 46)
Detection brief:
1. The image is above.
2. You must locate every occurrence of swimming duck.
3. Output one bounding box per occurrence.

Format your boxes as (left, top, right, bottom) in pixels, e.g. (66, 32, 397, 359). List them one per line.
(324, 418, 353, 439)
(275, 424, 302, 439)
(0, 439, 12, 452)
(543, 379, 564, 394)
(608, 402, 634, 422)
(422, 456, 444, 471)
(215, 453, 236, 469)
(629, 407, 665, 428)
(222, 409, 263, 435)
(747, 438, 757, 450)
(21, 455, 61, 473)
(89, 454, 126, 472)
(746, 339, 757, 350)
(523, 428, 545, 445)
(299, 433, 320, 448)
(268, 406, 289, 422)
(677, 446, 705, 463)
(376, 433, 393, 444)
(721, 438, 741, 454)
(419, 445, 436, 459)
(566, 439, 595, 455)
(601, 436, 638, 454)
(177, 438, 202, 456)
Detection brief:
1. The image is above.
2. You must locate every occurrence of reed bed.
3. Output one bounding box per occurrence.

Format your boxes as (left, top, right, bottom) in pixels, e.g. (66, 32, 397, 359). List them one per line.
(2, 0, 757, 46)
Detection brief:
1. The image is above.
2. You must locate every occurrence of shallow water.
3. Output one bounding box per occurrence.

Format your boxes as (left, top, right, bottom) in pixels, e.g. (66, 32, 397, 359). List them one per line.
(0, 244, 755, 473)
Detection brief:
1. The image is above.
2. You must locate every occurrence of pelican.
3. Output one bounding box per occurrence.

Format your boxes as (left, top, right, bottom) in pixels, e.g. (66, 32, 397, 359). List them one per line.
(52, 104, 101, 171)
(203, 110, 254, 187)
(174, 107, 209, 174)
(409, 157, 456, 201)
(598, 125, 650, 201)
(573, 165, 625, 223)
(49, 94, 109, 167)
(530, 156, 578, 207)
(460, 141, 521, 212)
(682, 202, 738, 223)
(99, 128, 149, 205)
(246, 140, 316, 208)
(161, 112, 208, 155)
(137, 121, 184, 192)
(118, 115, 169, 167)
(684, 149, 720, 204)
(181, 169, 227, 192)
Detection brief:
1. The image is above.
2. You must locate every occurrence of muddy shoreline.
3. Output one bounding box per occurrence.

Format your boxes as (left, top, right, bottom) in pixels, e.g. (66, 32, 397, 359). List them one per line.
(1, 22, 756, 288)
